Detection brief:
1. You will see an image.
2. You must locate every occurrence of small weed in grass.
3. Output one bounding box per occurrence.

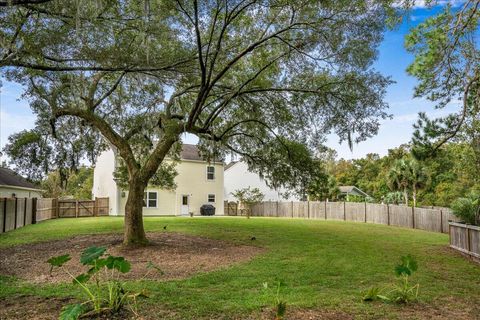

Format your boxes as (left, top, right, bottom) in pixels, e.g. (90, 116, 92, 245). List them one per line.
(262, 281, 288, 320)
(363, 255, 419, 304)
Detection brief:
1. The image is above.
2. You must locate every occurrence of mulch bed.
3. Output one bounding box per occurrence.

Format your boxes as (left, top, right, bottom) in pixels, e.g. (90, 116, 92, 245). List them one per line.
(0, 232, 264, 283)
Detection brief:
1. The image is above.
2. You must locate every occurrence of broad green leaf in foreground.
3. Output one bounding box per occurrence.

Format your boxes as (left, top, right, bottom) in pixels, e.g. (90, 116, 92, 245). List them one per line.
(80, 246, 106, 265)
(59, 303, 85, 320)
(47, 254, 71, 267)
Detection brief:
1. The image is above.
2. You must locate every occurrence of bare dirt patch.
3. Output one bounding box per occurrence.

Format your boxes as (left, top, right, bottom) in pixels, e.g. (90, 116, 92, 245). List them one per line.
(0, 295, 71, 320)
(394, 298, 480, 320)
(0, 232, 264, 283)
(0, 295, 136, 320)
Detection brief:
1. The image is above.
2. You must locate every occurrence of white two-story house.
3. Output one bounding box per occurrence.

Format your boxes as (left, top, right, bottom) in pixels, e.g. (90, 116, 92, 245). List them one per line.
(224, 161, 300, 202)
(92, 144, 224, 216)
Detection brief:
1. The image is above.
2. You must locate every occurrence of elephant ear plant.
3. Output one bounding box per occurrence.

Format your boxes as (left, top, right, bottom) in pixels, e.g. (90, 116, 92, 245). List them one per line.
(47, 246, 147, 320)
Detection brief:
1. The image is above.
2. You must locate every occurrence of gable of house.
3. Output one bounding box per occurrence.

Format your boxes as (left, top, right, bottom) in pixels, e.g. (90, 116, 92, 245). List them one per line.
(224, 161, 299, 202)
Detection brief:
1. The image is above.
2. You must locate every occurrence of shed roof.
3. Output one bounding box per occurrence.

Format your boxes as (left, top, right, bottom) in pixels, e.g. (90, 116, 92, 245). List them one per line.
(338, 186, 369, 198)
(0, 167, 40, 190)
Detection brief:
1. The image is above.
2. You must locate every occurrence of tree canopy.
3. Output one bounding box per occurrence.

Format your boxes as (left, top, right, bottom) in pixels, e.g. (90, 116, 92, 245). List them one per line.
(405, 1, 480, 162)
(1, 0, 398, 244)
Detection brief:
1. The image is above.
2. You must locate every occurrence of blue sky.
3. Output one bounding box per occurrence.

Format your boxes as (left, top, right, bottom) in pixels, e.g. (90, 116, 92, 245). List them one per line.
(0, 3, 462, 161)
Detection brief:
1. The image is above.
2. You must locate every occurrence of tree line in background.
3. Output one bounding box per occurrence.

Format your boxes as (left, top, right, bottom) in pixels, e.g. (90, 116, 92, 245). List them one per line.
(307, 141, 479, 209)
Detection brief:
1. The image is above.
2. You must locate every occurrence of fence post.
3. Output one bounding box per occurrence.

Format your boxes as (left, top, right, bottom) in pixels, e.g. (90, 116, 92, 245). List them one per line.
(467, 227, 471, 252)
(291, 201, 294, 218)
(23, 198, 27, 227)
(75, 200, 79, 218)
(364, 201, 367, 223)
(2, 198, 7, 232)
(324, 201, 327, 220)
(55, 198, 60, 218)
(94, 197, 98, 217)
(387, 204, 390, 226)
(14, 197, 18, 230)
(343, 201, 346, 221)
(440, 209, 444, 233)
(307, 201, 310, 219)
(412, 206, 415, 229)
(32, 197, 37, 224)
(276, 201, 279, 217)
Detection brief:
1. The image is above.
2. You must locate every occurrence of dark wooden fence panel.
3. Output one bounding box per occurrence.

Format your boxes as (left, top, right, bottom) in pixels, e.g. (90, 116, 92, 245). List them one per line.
(95, 197, 109, 216)
(0, 197, 109, 234)
(36, 198, 57, 221)
(0, 198, 36, 234)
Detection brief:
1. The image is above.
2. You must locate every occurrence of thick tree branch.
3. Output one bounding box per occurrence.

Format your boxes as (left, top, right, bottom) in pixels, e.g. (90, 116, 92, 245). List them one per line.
(0, 0, 50, 6)
(53, 108, 139, 173)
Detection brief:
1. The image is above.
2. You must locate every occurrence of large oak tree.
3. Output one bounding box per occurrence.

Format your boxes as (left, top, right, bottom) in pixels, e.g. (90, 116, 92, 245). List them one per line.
(1, 0, 395, 245)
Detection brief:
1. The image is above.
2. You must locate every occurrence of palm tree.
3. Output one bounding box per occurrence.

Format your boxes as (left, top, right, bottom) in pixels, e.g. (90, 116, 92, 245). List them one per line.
(408, 160, 429, 207)
(387, 159, 411, 205)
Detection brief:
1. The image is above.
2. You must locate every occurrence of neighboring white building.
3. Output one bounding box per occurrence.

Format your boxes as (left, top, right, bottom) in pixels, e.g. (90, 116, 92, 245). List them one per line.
(224, 161, 300, 202)
(0, 168, 42, 198)
(92, 144, 224, 216)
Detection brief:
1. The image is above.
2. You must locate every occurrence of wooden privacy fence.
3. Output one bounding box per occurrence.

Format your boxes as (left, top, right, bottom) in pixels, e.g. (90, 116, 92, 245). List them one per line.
(0, 197, 109, 233)
(449, 222, 480, 262)
(225, 201, 459, 234)
(36, 197, 109, 220)
(0, 197, 36, 233)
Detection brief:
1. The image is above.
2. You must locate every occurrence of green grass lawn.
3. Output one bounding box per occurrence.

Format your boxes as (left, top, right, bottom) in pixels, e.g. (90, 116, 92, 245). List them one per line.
(1, 217, 479, 319)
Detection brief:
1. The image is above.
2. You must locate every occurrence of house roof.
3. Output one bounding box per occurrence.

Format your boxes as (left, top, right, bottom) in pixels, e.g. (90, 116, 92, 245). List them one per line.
(0, 167, 40, 190)
(180, 144, 222, 162)
(338, 186, 369, 198)
(224, 161, 238, 171)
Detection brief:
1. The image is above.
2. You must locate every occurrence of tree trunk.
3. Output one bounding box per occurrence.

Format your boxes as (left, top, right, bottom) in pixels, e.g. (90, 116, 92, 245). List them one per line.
(403, 187, 408, 206)
(412, 185, 417, 208)
(124, 179, 148, 245)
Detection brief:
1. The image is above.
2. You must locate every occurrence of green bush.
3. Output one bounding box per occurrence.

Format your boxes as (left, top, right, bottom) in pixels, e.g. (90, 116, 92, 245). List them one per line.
(451, 193, 480, 225)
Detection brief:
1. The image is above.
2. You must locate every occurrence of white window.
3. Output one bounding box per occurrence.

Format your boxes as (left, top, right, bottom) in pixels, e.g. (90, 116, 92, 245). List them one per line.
(208, 194, 215, 203)
(143, 192, 158, 208)
(206, 166, 215, 180)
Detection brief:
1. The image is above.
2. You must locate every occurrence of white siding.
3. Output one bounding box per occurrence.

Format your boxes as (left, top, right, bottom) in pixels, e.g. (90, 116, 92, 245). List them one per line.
(224, 161, 300, 202)
(92, 148, 120, 215)
(93, 148, 224, 216)
(0, 186, 42, 198)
